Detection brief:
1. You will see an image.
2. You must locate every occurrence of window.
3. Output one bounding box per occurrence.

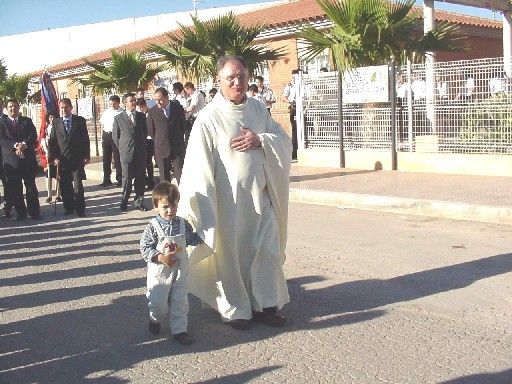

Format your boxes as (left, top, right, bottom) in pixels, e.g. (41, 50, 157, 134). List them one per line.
(297, 43, 331, 73)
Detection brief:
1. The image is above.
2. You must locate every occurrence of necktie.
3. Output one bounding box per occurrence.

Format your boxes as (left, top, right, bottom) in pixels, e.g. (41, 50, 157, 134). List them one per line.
(162, 107, 168, 119)
(130, 112, 135, 124)
(12, 118, 18, 129)
(65, 119, 71, 133)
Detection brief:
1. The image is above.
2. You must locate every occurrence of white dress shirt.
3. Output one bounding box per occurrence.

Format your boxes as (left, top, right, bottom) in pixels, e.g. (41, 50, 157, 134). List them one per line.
(100, 107, 124, 133)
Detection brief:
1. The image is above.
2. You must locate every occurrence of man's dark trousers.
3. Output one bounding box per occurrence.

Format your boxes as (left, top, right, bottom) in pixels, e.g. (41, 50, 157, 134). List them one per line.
(102, 131, 121, 183)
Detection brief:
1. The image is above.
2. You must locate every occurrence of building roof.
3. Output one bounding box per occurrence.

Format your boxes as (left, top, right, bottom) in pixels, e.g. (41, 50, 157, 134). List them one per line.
(41, 0, 503, 77)
(442, 0, 512, 12)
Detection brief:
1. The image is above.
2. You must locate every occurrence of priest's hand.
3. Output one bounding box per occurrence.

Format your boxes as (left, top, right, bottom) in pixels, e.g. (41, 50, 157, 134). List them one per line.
(230, 127, 262, 152)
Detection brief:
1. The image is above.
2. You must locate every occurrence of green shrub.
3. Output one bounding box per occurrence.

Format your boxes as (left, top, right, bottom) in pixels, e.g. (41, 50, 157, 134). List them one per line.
(458, 94, 512, 153)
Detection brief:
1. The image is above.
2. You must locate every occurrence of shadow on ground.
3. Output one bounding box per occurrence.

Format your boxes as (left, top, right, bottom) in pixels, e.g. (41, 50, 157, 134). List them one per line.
(1, 180, 511, 383)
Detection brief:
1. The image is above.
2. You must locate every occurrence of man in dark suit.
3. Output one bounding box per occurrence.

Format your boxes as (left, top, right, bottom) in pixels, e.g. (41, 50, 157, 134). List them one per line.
(135, 97, 154, 191)
(0, 99, 41, 220)
(47, 98, 90, 217)
(113, 93, 148, 212)
(146, 87, 186, 184)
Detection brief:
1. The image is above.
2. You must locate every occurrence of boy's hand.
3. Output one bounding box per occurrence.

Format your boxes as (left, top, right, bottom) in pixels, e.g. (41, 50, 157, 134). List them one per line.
(158, 251, 177, 267)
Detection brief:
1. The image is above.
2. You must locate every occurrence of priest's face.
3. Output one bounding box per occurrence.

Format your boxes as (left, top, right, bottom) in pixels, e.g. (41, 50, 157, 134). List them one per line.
(218, 59, 249, 105)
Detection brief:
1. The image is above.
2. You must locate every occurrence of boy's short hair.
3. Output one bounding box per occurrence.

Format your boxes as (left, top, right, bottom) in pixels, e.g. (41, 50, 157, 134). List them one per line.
(248, 83, 258, 93)
(152, 181, 180, 208)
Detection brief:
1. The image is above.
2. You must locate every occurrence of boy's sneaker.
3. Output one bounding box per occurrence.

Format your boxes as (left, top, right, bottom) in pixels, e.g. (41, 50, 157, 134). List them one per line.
(173, 332, 193, 345)
(148, 319, 161, 335)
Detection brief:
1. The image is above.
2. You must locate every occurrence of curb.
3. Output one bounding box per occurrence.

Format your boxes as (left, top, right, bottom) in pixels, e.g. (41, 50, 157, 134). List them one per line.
(85, 166, 512, 225)
(289, 188, 512, 225)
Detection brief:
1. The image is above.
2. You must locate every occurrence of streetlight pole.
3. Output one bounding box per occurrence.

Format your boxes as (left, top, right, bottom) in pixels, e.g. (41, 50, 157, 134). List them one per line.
(389, 56, 397, 171)
(337, 70, 345, 168)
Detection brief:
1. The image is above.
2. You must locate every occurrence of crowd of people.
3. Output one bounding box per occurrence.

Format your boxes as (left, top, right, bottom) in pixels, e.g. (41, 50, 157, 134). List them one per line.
(0, 55, 293, 346)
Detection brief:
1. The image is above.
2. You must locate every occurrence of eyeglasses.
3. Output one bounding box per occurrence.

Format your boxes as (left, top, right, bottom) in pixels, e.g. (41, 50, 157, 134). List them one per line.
(221, 75, 247, 84)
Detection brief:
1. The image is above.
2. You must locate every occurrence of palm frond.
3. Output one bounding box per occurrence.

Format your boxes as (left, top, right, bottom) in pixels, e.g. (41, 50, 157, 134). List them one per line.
(299, 0, 467, 71)
(0, 73, 33, 102)
(81, 49, 162, 94)
(147, 12, 286, 81)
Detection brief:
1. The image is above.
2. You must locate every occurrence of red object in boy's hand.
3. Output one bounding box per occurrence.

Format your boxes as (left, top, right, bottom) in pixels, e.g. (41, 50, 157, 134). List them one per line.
(166, 242, 177, 253)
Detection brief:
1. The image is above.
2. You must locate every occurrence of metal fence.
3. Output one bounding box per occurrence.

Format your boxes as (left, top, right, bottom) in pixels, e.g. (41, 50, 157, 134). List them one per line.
(301, 57, 512, 155)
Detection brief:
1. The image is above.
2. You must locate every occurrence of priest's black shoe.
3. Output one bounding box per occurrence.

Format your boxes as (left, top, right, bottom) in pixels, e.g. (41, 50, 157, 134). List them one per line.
(229, 319, 252, 330)
(173, 332, 193, 345)
(252, 308, 286, 327)
(148, 319, 160, 335)
(120, 202, 128, 212)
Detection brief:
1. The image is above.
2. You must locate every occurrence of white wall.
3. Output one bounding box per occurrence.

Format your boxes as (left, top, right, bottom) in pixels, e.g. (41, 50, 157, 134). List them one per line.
(0, 1, 283, 76)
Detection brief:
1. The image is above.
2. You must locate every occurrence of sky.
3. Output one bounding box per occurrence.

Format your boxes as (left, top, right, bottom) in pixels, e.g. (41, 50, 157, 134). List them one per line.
(0, 0, 498, 37)
(0, 0, 278, 37)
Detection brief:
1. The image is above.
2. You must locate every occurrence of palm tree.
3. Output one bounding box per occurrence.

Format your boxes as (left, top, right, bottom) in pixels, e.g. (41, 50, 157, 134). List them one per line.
(0, 58, 7, 83)
(0, 73, 34, 103)
(297, 0, 466, 72)
(149, 12, 287, 81)
(78, 50, 167, 94)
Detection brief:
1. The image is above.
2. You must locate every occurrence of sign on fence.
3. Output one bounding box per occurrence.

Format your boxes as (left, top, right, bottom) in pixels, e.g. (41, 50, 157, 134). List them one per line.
(77, 97, 93, 119)
(342, 65, 389, 104)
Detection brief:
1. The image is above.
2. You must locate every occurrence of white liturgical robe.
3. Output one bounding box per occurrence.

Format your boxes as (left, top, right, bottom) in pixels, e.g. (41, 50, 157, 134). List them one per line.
(177, 93, 292, 321)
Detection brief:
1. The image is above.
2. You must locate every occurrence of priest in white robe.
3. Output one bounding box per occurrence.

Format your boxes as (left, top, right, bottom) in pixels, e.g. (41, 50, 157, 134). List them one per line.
(177, 55, 292, 330)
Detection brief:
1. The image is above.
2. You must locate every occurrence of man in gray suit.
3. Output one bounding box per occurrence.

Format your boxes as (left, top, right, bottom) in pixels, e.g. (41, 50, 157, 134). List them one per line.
(146, 87, 186, 184)
(113, 92, 148, 212)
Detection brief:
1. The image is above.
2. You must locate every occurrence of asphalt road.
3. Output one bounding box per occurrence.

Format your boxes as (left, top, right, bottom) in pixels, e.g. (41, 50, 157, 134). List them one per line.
(1, 180, 511, 383)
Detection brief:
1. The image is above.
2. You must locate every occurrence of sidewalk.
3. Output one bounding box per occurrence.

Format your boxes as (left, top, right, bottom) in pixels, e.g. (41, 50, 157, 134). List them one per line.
(85, 157, 512, 225)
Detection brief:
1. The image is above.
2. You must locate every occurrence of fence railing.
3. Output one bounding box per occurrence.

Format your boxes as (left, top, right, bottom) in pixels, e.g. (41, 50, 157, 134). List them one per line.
(301, 57, 512, 155)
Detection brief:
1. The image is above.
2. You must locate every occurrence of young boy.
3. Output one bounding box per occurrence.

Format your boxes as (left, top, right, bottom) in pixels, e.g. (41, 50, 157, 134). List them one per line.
(139, 181, 203, 345)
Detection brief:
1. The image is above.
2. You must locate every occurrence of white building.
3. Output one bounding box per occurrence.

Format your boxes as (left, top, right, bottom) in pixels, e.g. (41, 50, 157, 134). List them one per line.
(0, 1, 284, 76)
